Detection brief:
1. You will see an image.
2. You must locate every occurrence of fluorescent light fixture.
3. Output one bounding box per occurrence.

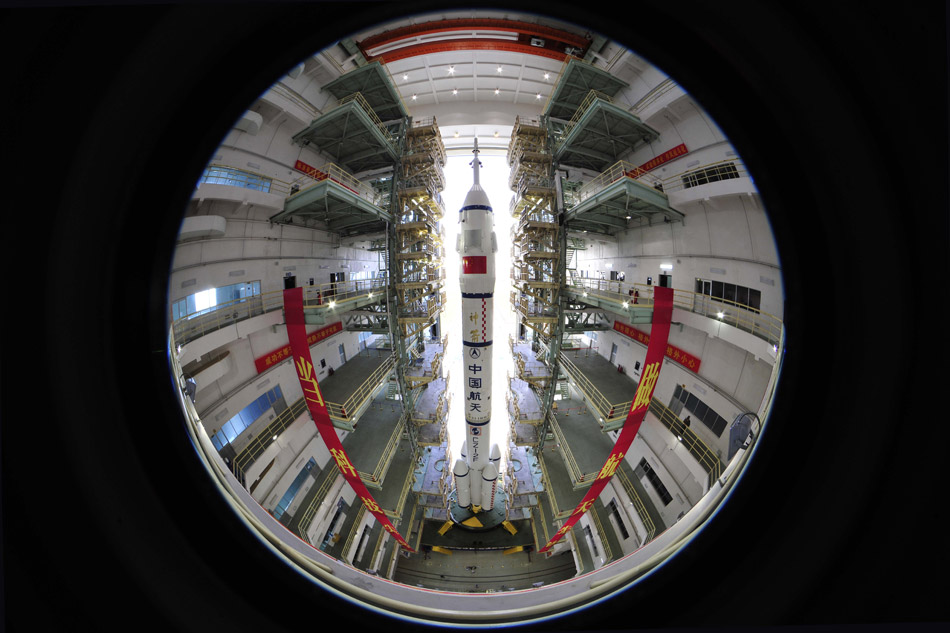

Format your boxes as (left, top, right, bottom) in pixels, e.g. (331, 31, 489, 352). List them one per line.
(660, 263, 673, 270)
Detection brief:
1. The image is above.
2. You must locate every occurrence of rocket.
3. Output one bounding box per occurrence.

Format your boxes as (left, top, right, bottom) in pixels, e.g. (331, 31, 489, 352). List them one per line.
(452, 139, 500, 512)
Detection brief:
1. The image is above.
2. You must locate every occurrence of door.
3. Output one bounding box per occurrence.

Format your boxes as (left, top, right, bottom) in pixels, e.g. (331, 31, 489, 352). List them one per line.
(609, 342, 618, 364)
(338, 343, 346, 365)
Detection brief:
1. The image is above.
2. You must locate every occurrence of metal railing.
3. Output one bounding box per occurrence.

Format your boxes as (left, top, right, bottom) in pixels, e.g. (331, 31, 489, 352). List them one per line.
(559, 354, 629, 428)
(341, 504, 367, 561)
(170, 280, 387, 347)
(232, 397, 308, 483)
(564, 279, 783, 347)
(588, 503, 613, 563)
(648, 399, 723, 488)
(288, 161, 383, 207)
(295, 465, 344, 539)
(547, 412, 601, 487)
(336, 92, 394, 145)
(614, 467, 657, 544)
(326, 353, 396, 422)
(558, 89, 614, 147)
(355, 411, 407, 485)
(566, 159, 667, 208)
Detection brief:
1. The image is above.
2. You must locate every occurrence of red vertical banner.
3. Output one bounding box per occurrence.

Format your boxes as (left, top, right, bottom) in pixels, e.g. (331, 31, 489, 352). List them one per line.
(283, 288, 414, 552)
(539, 286, 674, 553)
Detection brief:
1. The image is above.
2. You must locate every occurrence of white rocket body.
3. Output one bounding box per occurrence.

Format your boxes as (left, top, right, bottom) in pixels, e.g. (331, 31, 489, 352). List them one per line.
(455, 139, 500, 512)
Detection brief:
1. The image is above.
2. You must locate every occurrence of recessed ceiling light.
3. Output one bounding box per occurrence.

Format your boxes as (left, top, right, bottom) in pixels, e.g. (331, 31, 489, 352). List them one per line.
(403, 73, 408, 80)
(448, 66, 455, 74)
(496, 66, 502, 73)
(454, 131, 459, 138)
(494, 88, 499, 95)
(411, 94, 417, 100)
(493, 131, 499, 137)
(544, 72, 550, 79)
(452, 88, 458, 95)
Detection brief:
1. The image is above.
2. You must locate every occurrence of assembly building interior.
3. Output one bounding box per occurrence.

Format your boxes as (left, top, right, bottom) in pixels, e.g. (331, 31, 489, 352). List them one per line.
(165, 9, 782, 625)
(5, 2, 946, 632)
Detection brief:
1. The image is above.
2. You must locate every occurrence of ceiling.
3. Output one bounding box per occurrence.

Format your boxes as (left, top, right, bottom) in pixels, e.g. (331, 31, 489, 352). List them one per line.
(316, 10, 641, 155)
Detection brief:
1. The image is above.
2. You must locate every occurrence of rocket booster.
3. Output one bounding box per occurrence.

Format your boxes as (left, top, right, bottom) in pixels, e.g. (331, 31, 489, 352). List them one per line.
(452, 139, 500, 512)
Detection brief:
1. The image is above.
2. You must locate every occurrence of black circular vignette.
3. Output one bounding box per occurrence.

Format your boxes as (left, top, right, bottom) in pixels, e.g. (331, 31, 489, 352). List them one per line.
(3, 2, 946, 632)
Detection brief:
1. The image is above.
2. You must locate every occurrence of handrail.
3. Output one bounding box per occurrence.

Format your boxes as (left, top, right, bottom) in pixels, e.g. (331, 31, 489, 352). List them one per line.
(336, 92, 394, 145)
(289, 161, 382, 207)
(341, 504, 367, 561)
(559, 354, 627, 428)
(564, 279, 783, 347)
(548, 412, 601, 486)
(356, 411, 406, 485)
(588, 503, 613, 563)
(558, 89, 614, 147)
(614, 467, 656, 544)
(326, 353, 396, 422)
(232, 397, 309, 483)
(295, 464, 343, 539)
(170, 280, 388, 347)
(564, 157, 751, 209)
(648, 399, 723, 488)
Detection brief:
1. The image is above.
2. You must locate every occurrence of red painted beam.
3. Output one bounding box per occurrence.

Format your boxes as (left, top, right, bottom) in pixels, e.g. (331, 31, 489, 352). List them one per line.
(366, 39, 576, 64)
(359, 18, 591, 51)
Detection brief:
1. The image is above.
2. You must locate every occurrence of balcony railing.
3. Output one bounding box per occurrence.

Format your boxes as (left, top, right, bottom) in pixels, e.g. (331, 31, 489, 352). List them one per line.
(565, 278, 783, 347)
(170, 280, 388, 347)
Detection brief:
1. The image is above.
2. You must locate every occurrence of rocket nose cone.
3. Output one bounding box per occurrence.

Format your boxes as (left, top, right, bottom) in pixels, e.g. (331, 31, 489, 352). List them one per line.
(462, 184, 492, 209)
(481, 463, 498, 480)
(453, 459, 470, 476)
(490, 444, 501, 461)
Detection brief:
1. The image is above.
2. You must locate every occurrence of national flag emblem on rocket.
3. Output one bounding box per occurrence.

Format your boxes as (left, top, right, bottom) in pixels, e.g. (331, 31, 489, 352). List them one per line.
(463, 256, 487, 274)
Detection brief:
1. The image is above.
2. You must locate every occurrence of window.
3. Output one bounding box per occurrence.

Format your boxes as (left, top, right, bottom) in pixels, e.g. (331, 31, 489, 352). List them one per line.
(638, 458, 673, 506)
(695, 277, 760, 313)
(172, 281, 261, 321)
(211, 385, 284, 452)
(681, 162, 740, 189)
(272, 457, 316, 520)
(673, 384, 728, 437)
(199, 165, 272, 193)
(607, 499, 629, 539)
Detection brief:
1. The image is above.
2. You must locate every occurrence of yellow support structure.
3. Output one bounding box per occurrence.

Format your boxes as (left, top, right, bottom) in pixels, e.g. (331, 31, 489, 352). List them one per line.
(503, 545, 524, 555)
(502, 520, 518, 536)
(437, 520, 454, 536)
(431, 546, 453, 555)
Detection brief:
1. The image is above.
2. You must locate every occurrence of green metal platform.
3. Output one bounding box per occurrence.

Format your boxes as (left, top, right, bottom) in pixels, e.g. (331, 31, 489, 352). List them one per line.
(321, 61, 408, 122)
(566, 176, 685, 235)
(269, 177, 392, 236)
(291, 99, 399, 174)
(544, 58, 629, 121)
(555, 98, 659, 172)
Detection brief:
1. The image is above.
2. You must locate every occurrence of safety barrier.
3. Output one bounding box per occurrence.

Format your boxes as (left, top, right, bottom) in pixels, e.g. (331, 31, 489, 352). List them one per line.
(613, 467, 657, 544)
(171, 280, 388, 347)
(565, 279, 783, 346)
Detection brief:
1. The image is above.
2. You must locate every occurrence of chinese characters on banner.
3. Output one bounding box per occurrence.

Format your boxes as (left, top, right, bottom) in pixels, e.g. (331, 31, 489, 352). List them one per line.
(293, 159, 327, 181)
(624, 143, 688, 178)
(538, 286, 674, 553)
(613, 320, 701, 373)
(283, 288, 414, 552)
(254, 321, 343, 374)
